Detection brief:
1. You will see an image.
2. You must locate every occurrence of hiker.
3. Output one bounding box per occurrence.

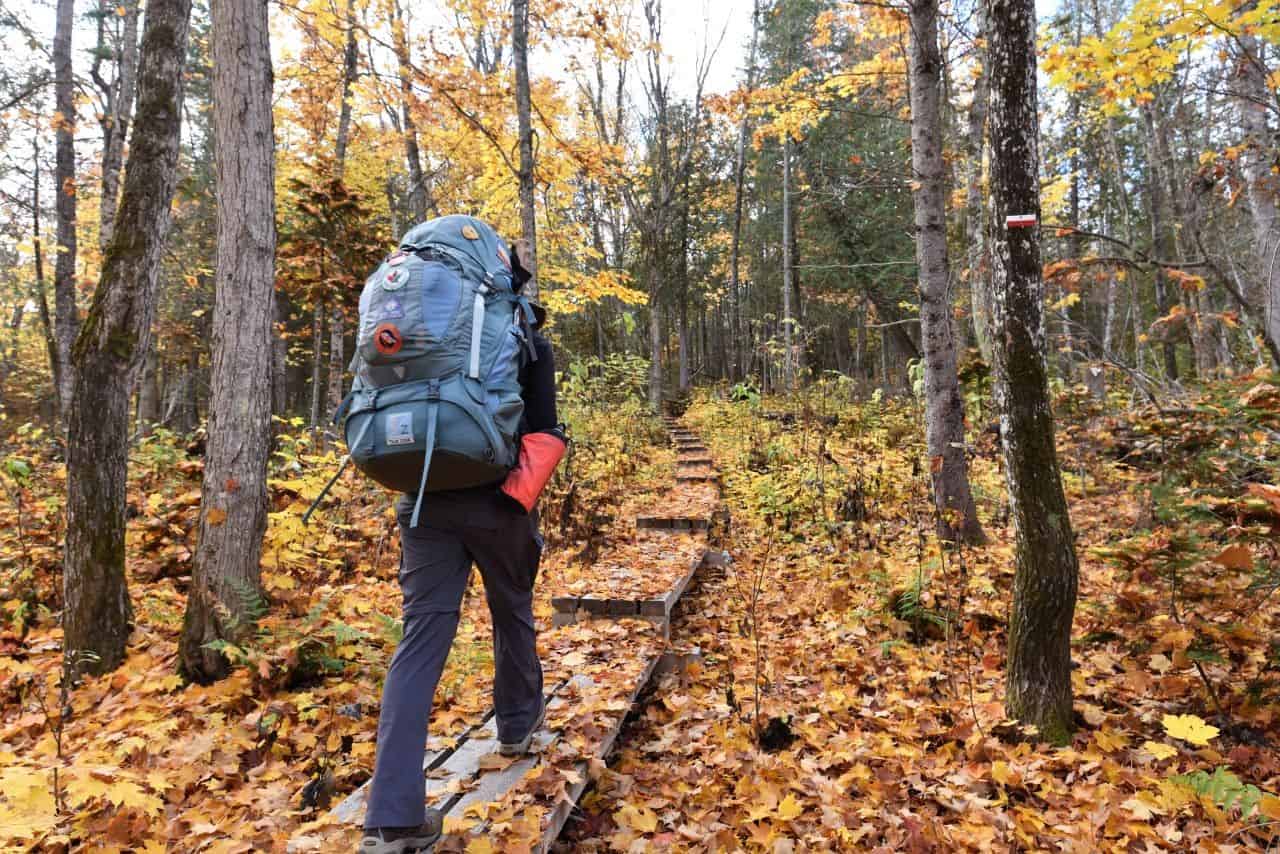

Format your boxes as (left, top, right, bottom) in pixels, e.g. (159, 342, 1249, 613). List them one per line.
(342, 218, 564, 854)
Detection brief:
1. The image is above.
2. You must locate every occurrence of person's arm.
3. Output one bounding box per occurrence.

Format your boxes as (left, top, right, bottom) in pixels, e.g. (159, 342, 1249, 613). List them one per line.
(520, 333, 557, 432)
(503, 332, 564, 512)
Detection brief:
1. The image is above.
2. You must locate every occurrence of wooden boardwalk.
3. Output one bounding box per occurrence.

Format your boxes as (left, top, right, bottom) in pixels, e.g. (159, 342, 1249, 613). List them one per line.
(290, 415, 721, 852)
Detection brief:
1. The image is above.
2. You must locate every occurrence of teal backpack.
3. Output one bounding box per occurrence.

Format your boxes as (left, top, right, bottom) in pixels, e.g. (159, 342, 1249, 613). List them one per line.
(304, 215, 537, 528)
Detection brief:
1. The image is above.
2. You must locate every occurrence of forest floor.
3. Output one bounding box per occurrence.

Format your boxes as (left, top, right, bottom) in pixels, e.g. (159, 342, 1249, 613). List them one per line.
(1, 375, 1280, 851)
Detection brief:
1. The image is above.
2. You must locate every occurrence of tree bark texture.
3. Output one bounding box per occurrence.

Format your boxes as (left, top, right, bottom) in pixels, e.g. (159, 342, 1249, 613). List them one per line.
(964, 4, 993, 366)
(728, 0, 764, 382)
(392, 0, 428, 225)
(32, 139, 62, 403)
(986, 0, 1079, 743)
(63, 0, 192, 676)
(98, 0, 142, 252)
(513, 0, 538, 301)
(180, 0, 277, 682)
(1233, 32, 1280, 368)
(782, 137, 795, 390)
(53, 0, 79, 421)
(334, 0, 358, 178)
(909, 0, 986, 545)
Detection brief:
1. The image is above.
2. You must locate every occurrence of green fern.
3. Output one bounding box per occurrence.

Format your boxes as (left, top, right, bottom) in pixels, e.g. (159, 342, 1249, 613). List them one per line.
(1171, 767, 1268, 818)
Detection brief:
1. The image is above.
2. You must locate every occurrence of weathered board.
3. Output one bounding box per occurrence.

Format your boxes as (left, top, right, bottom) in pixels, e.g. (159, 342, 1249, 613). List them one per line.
(635, 515, 710, 531)
(533, 652, 664, 853)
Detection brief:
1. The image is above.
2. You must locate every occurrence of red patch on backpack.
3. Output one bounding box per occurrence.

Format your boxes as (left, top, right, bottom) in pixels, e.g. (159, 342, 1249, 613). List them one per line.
(374, 323, 403, 355)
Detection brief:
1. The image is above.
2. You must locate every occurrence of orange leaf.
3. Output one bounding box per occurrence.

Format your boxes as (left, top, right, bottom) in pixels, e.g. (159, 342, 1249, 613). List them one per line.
(1211, 544, 1252, 570)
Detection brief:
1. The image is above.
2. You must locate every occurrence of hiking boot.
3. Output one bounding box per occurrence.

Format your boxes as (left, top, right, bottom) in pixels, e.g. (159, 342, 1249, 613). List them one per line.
(358, 811, 442, 854)
(498, 700, 545, 756)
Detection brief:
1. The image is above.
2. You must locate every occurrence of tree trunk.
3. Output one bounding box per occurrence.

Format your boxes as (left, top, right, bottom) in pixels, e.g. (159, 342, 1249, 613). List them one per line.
(64, 0, 192, 676)
(909, 0, 986, 545)
(32, 139, 62, 404)
(334, 0, 358, 176)
(987, 0, 1079, 743)
(272, 291, 289, 417)
(327, 308, 344, 427)
(137, 341, 159, 434)
(180, 0, 276, 683)
(728, 0, 763, 382)
(964, 3, 992, 364)
(392, 0, 428, 225)
(98, 0, 142, 252)
(782, 137, 795, 391)
(309, 300, 324, 433)
(648, 263, 662, 411)
(1141, 104, 1179, 381)
(1233, 32, 1280, 367)
(677, 178, 691, 391)
(513, 0, 538, 301)
(53, 0, 79, 421)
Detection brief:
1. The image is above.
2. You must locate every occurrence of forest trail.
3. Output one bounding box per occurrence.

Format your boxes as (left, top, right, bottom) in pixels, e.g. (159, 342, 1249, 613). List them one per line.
(290, 416, 725, 852)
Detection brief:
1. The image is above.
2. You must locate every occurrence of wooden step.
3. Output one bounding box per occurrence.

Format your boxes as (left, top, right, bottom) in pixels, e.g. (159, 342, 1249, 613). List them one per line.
(635, 515, 709, 531)
(552, 549, 708, 632)
(676, 456, 713, 466)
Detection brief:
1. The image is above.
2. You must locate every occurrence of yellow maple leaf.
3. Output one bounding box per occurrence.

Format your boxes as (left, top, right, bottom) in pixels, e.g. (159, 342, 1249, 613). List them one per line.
(614, 803, 658, 833)
(1141, 740, 1178, 760)
(1162, 714, 1219, 746)
(777, 794, 804, 822)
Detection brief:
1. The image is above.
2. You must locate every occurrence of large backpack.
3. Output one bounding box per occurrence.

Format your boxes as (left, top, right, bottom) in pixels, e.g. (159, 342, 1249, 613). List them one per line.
(313, 215, 537, 528)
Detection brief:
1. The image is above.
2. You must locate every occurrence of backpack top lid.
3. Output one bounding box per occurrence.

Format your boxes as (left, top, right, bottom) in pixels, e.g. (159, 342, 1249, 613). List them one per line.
(398, 215, 513, 291)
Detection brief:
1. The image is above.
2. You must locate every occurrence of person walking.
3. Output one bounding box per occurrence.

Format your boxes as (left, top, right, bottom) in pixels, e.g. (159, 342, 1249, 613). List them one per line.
(357, 231, 564, 854)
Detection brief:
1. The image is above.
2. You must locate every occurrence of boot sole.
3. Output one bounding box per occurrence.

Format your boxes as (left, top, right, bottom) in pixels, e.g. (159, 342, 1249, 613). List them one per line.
(498, 702, 546, 756)
(358, 830, 441, 854)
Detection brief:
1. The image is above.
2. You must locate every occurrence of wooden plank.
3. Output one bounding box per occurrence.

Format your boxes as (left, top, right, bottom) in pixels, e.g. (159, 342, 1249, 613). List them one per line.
(329, 718, 489, 825)
(676, 456, 713, 466)
(635, 516, 709, 531)
(550, 595, 580, 612)
(534, 653, 664, 853)
(446, 729, 556, 819)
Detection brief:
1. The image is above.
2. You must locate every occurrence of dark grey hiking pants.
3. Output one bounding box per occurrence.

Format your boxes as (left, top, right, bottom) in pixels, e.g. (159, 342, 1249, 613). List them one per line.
(363, 488, 544, 829)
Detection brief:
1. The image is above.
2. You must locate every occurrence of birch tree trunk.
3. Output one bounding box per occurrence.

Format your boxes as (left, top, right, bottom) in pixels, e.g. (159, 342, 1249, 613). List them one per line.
(965, 0, 993, 364)
(513, 0, 538, 301)
(728, 0, 763, 381)
(909, 0, 986, 545)
(180, 0, 277, 682)
(64, 0, 192, 676)
(781, 137, 795, 391)
(987, 0, 1079, 743)
(53, 0, 79, 421)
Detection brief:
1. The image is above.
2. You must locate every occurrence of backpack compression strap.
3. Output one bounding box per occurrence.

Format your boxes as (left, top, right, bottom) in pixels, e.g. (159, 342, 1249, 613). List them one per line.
(301, 413, 374, 526)
(469, 278, 492, 379)
(408, 381, 441, 529)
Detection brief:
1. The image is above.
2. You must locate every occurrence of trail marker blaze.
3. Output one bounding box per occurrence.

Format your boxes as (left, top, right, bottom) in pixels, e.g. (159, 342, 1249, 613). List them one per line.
(1006, 213, 1037, 229)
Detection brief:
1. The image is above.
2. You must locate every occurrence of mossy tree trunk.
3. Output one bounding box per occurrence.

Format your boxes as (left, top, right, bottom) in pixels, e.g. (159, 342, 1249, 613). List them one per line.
(987, 0, 1080, 744)
(179, 0, 276, 683)
(63, 0, 193, 676)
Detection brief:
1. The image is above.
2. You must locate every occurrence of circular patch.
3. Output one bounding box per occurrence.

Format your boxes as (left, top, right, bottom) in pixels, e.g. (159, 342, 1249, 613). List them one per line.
(374, 323, 403, 355)
(382, 268, 406, 291)
(388, 251, 407, 266)
(461, 224, 480, 240)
